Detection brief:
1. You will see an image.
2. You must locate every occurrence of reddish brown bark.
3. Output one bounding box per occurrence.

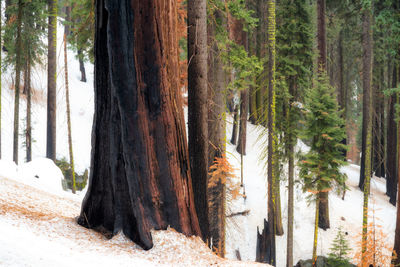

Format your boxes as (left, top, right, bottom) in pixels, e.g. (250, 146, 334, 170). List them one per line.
(78, 0, 201, 250)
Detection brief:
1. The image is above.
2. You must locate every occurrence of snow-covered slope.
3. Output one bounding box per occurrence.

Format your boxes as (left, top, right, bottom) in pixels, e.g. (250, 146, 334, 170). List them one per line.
(0, 168, 268, 267)
(224, 119, 396, 266)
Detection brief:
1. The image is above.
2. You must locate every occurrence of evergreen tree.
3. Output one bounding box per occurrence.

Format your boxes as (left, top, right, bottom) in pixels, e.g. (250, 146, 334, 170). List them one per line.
(299, 73, 347, 264)
(327, 227, 352, 266)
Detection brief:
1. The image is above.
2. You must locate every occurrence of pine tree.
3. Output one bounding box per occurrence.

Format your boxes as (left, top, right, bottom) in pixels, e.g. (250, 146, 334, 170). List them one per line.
(327, 227, 352, 266)
(299, 73, 347, 264)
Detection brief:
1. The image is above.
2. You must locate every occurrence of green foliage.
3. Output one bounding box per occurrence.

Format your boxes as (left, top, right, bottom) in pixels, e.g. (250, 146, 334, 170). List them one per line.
(3, 0, 47, 70)
(299, 74, 348, 198)
(327, 227, 352, 266)
(67, 0, 94, 63)
(56, 157, 88, 191)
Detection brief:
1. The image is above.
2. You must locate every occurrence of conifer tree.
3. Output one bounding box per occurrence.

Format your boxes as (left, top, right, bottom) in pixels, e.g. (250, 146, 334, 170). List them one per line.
(327, 227, 352, 266)
(299, 73, 347, 264)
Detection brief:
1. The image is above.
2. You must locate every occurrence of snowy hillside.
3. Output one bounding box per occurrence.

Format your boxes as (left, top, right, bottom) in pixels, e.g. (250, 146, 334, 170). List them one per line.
(0, 21, 396, 267)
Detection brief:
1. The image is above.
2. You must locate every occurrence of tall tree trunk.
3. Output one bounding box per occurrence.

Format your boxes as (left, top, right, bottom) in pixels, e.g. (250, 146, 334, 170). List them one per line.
(47, 0, 57, 162)
(188, 0, 209, 242)
(266, 0, 277, 265)
(26, 56, 32, 162)
(0, 0, 2, 159)
(207, 6, 226, 256)
(64, 4, 71, 36)
(256, 0, 267, 126)
(237, 89, 248, 155)
(393, 118, 400, 266)
(231, 104, 239, 145)
(312, 196, 320, 264)
(286, 141, 294, 267)
(78, 0, 201, 250)
(386, 66, 398, 205)
(317, 0, 329, 230)
(64, 33, 76, 194)
(78, 49, 87, 82)
(13, 0, 23, 164)
(361, 5, 373, 265)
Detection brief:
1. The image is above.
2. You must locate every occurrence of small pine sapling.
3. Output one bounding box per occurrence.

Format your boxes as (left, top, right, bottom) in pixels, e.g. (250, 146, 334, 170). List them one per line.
(328, 226, 352, 266)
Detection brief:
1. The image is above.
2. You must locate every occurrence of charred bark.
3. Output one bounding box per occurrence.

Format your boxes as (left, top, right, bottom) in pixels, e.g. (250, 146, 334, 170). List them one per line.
(78, 0, 201, 250)
(256, 219, 275, 263)
(231, 104, 239, 145)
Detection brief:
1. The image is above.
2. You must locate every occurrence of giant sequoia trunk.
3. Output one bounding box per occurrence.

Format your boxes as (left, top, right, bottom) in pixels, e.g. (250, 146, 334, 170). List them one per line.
(188, 0, 209, 242)
(46, 0, 57, 161)
(207, 7, 226, 256)
(317, 0, 329, 230)
(78, 0, 201, 250)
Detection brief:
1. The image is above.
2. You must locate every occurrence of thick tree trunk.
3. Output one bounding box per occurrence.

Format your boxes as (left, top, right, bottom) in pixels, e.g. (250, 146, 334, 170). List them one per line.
(46, 0, 57, 162)
(13, 0, 23, 164)
(188, 0, 209, 242)
(361, 6, 373, 264)
(386, 66, 398, 205)
(64, 34, 76, 194)
(78, 0, 201, 250)
(316, 0, 329, 230)
(26, 57, 32, 162)
(207, 7, 226, 256)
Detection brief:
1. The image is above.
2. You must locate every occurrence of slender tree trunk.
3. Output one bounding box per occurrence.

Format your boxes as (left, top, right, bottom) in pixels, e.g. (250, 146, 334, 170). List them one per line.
(0, 0, 2, 159)
(64, 34, 76, 194)
(312, 196, 320, 265)
(286, 141, 294, 267)
(13, 0, 23, 164)
(256, 0, 266, 125)
(231, 104, 239, 145)
(386, 66, 398, 205)
(237, 89, 248, 155)
(26, 56, 32, 162)
(78, 49, 87, 82)
(207, 6, 226, 256)
(188, 0, 209, 242)
(266, 0, 276, 265)
(316, 0, 329, 230)
(393, 116, 400, 266)
(78, 0, 201, 250)
(361, 6, 373, 265)
(64, 5, 70, 36)
(47, 0, 57, 162)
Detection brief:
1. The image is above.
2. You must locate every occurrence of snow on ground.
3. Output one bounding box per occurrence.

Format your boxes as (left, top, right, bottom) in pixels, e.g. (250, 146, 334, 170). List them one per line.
(0, 164, 268, 267)
(0, 20, 396, 267)
(224, 118, 397, 266)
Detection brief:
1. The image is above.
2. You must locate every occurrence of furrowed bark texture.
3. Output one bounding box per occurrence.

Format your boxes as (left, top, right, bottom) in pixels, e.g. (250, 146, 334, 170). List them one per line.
(188, 0, 209, 242)
(207, 7, 226, 256)
(78, 0, 201, 250)
(46, 0, 57, 161)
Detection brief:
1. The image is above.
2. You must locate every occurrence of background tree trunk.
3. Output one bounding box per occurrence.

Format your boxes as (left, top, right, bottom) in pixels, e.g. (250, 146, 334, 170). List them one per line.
(78, 49, 87, 82)
(64, 33, 76, 194)
(266, 0, 277, 265)
(361, 5, 373, 264)
(317, 0, 329, 230)
(26, 55, 32, 162)
(13, 0, 23, 164)
(46, 0, 57, 162)
(188, 0, 209, 242)
(386, 66, 398, 205)
(78, 0, 201, 250)
(231, 104, 239, 145)
(207, 6, 226, 256)
(0, 0, 2, 159)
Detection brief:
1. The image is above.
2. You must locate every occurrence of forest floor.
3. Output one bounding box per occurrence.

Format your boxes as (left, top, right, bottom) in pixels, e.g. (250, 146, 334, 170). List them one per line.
(0, 162, 269, 267)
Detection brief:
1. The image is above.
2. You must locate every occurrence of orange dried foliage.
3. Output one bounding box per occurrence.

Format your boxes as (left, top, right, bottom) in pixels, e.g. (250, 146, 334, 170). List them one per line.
(353, 214, 396, 266)
(208, 155, 242, 200)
